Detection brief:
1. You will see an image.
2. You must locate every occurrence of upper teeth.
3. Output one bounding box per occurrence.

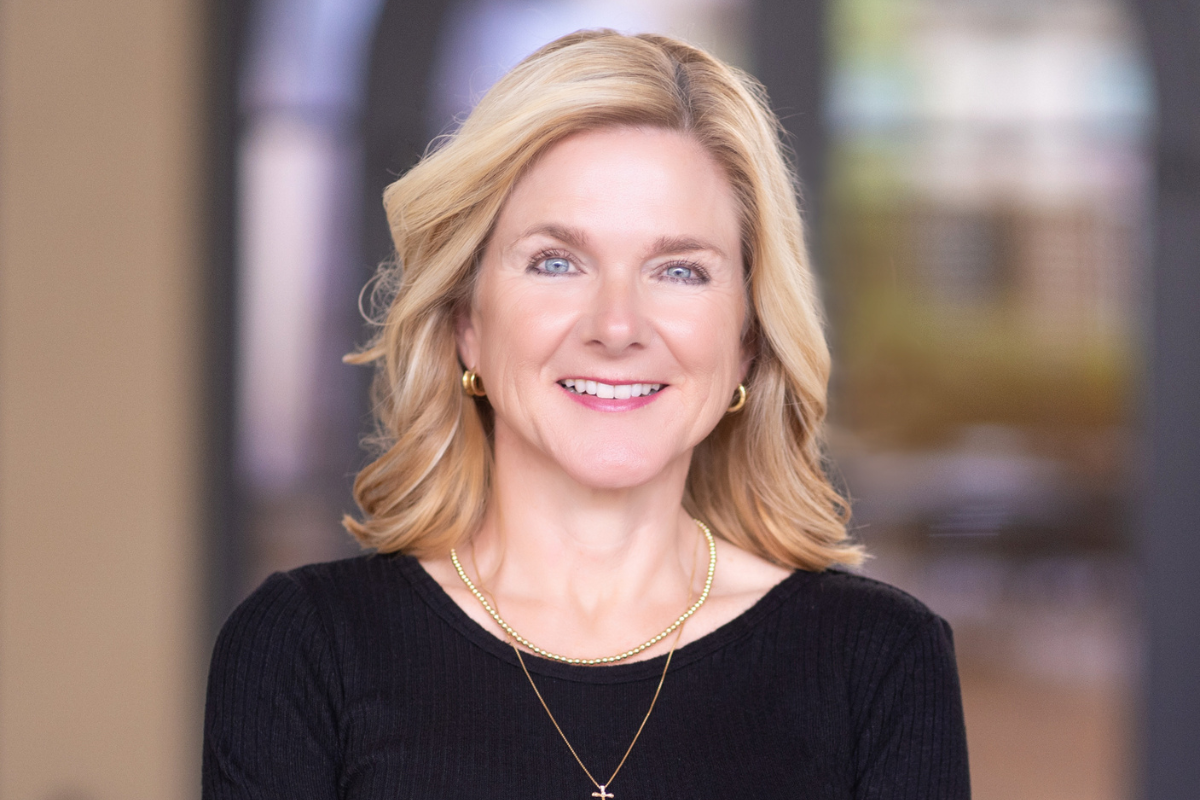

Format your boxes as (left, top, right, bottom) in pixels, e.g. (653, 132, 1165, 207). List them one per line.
(561, 379, 663, 399)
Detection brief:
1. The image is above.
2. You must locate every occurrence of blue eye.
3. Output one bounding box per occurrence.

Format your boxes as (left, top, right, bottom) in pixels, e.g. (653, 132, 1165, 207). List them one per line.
(660, 262, 709, 285)
(542, 257, 571, 274)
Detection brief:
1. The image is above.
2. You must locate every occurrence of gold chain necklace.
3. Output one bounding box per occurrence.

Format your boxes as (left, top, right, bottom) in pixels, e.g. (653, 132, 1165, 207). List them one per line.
(449, 518, 716, 664)
(511, 623, 684, 799)
(484, 527, 703, 799)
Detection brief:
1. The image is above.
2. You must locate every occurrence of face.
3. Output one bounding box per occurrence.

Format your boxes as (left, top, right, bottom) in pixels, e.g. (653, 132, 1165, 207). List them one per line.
(457, 126, 751, 489)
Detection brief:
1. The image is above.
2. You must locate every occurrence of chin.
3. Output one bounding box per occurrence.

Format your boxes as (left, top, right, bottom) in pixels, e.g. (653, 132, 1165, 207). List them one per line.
(557, 442, 680, 490)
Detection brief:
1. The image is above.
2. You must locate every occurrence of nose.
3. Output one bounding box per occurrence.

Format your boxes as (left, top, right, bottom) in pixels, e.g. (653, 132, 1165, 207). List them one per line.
(580, 270, 651, 354)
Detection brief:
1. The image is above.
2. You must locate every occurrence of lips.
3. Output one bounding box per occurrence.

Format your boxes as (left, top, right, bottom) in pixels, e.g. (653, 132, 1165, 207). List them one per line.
(558, 379, 664, 399)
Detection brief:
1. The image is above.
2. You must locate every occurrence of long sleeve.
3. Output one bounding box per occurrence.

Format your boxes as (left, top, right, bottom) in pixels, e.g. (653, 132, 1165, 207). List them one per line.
(203, 572, 344, 799)
(851, 614, 971, 799)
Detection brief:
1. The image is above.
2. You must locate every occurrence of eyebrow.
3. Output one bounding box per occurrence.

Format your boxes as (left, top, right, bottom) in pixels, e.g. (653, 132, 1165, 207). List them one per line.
(647, 234, 727, 260)
(518, 224, 590, 249)
(517, 226, 727, 260)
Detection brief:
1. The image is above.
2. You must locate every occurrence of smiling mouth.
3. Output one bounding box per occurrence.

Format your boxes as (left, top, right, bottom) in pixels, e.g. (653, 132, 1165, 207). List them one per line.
(559, 379, 664, 399)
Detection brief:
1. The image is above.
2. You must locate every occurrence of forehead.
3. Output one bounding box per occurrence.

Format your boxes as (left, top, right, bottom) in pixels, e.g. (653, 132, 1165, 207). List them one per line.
(491, 126, 742, 253)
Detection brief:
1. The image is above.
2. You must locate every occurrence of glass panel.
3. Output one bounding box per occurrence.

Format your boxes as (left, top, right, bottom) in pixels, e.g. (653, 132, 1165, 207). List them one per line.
(825, 0, 1152, 797)
(235, 0, 385, 594)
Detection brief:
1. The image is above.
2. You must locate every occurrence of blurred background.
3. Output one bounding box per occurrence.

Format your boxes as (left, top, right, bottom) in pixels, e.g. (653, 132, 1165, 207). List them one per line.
(1, 1, 1197, 799)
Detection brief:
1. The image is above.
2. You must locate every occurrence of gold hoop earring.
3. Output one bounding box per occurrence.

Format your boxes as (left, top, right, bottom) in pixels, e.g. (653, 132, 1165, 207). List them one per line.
(726, 383, 747, 414)
(462, 368, 486, 397)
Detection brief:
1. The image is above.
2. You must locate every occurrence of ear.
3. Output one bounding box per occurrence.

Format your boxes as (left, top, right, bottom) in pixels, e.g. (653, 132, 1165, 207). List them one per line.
(737, 323, 757, 384)
(455, 302, 480, 370)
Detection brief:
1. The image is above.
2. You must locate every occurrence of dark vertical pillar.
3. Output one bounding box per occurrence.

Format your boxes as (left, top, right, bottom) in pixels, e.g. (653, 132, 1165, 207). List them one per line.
(749, 0, 828, 237)
(1132, 2, 1200, 797)
(202, 0, 251, 641)
(356, 0, 456, 526)
(362, 0, 456, 271)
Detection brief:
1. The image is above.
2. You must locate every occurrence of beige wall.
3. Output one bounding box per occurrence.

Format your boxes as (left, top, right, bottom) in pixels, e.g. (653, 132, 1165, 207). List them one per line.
(0, 2, 205, 798)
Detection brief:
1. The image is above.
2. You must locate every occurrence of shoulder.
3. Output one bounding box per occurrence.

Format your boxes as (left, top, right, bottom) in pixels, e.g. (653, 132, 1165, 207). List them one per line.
(775, 568, 956, 677)
(279, 550, 415, 598)
(795, 568, 942, 628)
(793, 574, 970, 795)
(204, 556, 415, 793)
(205, 552, 433, 737)
(221, 552, 398, 618)
(211, 553, 424, 667)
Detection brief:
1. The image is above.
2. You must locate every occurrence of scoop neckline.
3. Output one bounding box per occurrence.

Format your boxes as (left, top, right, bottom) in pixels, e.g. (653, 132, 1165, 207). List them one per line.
(395, 552, 814, 684)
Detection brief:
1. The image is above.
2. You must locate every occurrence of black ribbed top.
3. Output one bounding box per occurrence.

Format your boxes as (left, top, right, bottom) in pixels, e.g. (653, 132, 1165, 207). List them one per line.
(203, 553, 969, 799)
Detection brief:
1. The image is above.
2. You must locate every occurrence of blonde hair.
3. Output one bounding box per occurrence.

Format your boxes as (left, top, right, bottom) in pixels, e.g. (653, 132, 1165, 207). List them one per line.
(345, 29, 862, 570)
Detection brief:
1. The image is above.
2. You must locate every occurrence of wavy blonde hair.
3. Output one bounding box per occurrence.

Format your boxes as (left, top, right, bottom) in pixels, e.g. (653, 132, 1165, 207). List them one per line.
(345, 29, 861, 570)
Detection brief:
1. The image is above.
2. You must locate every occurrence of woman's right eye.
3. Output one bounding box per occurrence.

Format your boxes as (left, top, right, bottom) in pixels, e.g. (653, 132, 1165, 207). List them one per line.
(537, 256, 572, 274)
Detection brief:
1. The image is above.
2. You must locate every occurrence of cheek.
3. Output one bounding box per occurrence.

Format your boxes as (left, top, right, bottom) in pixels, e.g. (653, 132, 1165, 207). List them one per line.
(474, 282, 575, 373)
(658, 292, 748, 375)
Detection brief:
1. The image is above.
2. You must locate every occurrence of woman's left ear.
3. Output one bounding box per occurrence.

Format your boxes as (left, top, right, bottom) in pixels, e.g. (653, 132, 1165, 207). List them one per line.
(738, 328, 756, 384)
(454, 304, 479, 368)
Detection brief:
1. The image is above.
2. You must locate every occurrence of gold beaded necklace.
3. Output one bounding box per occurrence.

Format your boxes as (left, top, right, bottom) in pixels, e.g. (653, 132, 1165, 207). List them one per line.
(448, 518, 716, 665)
(452, 521, 708, 799)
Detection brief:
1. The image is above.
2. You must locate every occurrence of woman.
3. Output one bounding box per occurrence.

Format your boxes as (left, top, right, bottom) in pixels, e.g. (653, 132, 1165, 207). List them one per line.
(204, 30, 969, 799)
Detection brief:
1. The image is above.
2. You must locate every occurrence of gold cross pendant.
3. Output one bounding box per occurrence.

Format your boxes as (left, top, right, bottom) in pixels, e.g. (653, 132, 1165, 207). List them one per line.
(592, 787, 613, 799)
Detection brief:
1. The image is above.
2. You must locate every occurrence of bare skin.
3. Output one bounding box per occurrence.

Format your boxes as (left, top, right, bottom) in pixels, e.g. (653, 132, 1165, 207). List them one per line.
(421, 127, 791, 663)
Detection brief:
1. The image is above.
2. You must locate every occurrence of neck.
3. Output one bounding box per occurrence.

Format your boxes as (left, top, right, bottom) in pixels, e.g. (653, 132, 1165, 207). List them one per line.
(467, 425, 700, 634)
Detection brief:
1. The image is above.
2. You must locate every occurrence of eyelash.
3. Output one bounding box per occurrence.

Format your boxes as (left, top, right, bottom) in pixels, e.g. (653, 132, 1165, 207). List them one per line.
(526, 249, 577, 276)
(660, 261, 710, 285)
(526, 249, 711, 285)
